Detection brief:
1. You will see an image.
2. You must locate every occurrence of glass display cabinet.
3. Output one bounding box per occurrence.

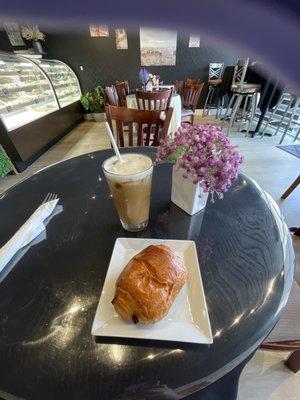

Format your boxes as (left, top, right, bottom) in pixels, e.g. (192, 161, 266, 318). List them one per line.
(32, 59, 81, 108)
(0, 53, 59, 131)
(0, 51, 83, 171)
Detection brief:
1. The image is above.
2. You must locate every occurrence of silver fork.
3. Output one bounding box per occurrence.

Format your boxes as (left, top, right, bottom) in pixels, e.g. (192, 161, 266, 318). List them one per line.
(42, 193, 58, 204)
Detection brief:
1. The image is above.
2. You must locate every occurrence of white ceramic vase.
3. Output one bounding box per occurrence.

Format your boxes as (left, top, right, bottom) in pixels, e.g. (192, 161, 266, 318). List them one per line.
(171, 164, 209, 215)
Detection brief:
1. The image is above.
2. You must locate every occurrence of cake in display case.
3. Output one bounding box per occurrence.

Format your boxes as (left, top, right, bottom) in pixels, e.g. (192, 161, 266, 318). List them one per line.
(0, 51, 83, 171)
(0, 53, 59, 131)
(31, 58, 81, 108)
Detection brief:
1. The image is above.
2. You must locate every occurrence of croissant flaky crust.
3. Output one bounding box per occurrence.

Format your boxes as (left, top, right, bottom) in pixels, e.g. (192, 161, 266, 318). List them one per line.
(112, 244, 187, 324)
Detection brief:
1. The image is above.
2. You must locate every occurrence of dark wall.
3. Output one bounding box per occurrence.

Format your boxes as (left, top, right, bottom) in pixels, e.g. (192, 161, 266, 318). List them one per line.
(44, 29, 239, 107)
(0, 28, 240, 107)
(0, 30, 28, 52)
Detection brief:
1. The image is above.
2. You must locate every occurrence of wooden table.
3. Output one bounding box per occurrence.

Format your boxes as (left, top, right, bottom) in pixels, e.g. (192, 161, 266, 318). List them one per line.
(0, 148, 295, 399)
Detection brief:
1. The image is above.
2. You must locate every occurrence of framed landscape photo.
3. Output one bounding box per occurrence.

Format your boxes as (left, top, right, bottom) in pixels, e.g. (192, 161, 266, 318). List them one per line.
(189, 35, 201, 48)
(115, 29, 128, 50)
(89, 25, 109, 37)
(140, 28, 177, 66)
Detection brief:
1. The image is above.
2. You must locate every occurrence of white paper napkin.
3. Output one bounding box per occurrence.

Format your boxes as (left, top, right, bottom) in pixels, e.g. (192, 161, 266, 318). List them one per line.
(0, 199, 59, 273)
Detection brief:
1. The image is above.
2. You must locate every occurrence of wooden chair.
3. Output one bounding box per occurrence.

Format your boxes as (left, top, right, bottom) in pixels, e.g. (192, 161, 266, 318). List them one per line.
(181, 83, 204, 124)
(115, 80, 130, 107)
(260, 279, 300, 372)
(135, 88, 173, 111)
(186, 77, 201, 86)
(105, 105, 173, 147)
(175, 80, 185, 95)
(105, 85, 119, 106)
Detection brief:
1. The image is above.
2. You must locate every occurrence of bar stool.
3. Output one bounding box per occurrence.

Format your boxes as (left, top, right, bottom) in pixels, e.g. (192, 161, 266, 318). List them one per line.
(261, 91, 300, 142)
(202, 63, 224, 117)
(221, 58, 261, 136)
(214, 66, 235, 119)
(279, 96, 300, 143)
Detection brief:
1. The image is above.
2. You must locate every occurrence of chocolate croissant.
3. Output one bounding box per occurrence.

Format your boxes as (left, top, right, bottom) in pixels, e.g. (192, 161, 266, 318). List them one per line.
(112, 245, 187, 324)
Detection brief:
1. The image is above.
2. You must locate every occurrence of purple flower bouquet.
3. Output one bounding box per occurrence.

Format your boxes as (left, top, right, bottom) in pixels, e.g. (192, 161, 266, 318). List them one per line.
(156, 124, 243, 213)
(139, 68, 149, 91)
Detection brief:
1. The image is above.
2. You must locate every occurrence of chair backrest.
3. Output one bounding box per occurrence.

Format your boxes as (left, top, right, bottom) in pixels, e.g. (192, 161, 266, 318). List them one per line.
(186, 78, 201, 85)
(105, 105, 173, 147)
(209, 63, 224, 80)
(105, 85, 119, 106)
(175, 80, 184, 95)
(181, 83, 204, 111)
(115, 80, 130, 107)
(135, 88, 173, 111)
(232, 58, 249, 87)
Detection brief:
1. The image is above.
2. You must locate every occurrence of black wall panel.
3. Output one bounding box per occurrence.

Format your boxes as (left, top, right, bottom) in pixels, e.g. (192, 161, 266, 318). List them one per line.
(44, 29, 240, 107)
(0, 28, 240, 107)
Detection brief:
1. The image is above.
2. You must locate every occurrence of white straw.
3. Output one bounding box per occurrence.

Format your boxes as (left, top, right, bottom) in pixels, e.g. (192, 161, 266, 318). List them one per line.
(104, 122, 123, 163)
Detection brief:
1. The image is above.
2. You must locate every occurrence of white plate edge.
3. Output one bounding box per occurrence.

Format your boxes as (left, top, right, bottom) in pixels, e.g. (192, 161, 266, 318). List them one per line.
(91, 238, 213, 344)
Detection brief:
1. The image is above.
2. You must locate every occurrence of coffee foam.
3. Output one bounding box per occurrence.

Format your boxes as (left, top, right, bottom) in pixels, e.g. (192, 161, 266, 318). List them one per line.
(103, 154, 152, 181)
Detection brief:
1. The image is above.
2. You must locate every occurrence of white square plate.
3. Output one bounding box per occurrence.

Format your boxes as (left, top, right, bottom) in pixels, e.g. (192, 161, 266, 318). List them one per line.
(91, 238, 213, 344)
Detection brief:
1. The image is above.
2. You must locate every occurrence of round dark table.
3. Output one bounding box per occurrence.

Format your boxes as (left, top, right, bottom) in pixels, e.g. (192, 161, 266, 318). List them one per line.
(0, 148, 294, 400)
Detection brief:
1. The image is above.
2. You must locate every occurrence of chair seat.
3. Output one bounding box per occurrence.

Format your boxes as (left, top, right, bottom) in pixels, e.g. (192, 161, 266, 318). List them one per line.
(181, 108, 194, 117)
(265, 280, 300, 343)
(208, 79, 222, 87)
(232, 83, 261, 94)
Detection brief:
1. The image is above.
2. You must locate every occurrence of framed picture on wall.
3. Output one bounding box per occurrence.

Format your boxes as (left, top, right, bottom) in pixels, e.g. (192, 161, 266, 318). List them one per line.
(140, 27, 177, 66)
(189, 35, 200, 48)
(89, 25, 109, 37)
(115, 29, 128, 50)
(4, 22, 24, 46)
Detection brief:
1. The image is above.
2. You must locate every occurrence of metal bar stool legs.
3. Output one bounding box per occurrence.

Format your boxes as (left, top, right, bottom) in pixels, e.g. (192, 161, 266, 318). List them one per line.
(294, 126, 300, 142)
(226, 94, 243, 136)
(260, 98, 282, 137)
(245, 92, 258, 137)
(279, 97, 300, 144)
(237, 94, 250, 132)
(216, 96, 224, 119)
(202, 86, 214, 116)
(218, 96, 225, 119)
(206, 87, 215, 116)
(221, 93, 237, 130)
(274, 99, 292, 136)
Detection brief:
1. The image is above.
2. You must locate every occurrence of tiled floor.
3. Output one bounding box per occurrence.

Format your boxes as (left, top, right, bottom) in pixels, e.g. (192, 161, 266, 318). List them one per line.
(239, 351, 300, 400)
(0, 116, 299, 399)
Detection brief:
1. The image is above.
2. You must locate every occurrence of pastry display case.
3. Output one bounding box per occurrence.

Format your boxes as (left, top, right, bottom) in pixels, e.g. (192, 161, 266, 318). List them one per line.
(0, 52, 59, 131)
(31, 58, 81, 108)
(0, 51, 83, 171)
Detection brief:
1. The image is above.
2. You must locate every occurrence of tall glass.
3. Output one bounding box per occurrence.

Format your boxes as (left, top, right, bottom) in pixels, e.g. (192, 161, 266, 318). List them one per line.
(102, 153, 153, 232)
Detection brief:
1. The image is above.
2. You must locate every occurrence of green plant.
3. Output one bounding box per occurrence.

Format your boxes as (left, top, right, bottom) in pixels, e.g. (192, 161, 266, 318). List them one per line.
(80, 85, 105, 112)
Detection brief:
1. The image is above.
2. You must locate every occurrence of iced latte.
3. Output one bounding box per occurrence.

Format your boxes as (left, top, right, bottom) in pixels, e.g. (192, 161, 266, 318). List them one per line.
(102, 153, 153, 232)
